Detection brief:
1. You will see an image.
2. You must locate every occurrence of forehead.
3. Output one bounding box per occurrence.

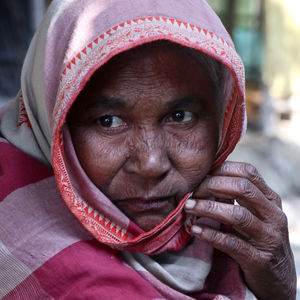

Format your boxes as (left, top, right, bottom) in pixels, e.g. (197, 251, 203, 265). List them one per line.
(70, 41, 217, 113)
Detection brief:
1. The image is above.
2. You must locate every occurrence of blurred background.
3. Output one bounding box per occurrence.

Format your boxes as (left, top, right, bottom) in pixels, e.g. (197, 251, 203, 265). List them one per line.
(207, 2, 300, 298)
(0, 0, 299, 297)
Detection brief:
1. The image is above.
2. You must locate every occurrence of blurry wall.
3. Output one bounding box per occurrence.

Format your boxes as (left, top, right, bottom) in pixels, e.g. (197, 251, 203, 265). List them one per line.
(208, 0, 300, 132)
(0, 0, 46, 104)
(0, 1, 32, 101)
(207, 0, 264, 127)
(208, 0, 264, 82)
(263, 0, 300, 100)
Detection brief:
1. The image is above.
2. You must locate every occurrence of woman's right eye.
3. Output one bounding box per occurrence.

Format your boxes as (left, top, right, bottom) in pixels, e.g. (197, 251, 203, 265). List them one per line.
(97, 115, 125, 128)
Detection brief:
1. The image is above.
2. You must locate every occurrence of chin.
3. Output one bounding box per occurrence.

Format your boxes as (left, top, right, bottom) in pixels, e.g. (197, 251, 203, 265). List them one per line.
(135, 214, 168, 232)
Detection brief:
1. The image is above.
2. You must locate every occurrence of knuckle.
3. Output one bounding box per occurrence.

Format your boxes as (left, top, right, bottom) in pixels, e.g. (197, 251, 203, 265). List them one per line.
(267, 190, 281, 204)
(260, 227, 287, 256)
(264, 225, 281, 245)
(266, 209, 288, 233)
(273, 231, 283, 246)
(264, 248, 284, 266)
(205, 176, 215, 188)
(277, 211, 288, 229)
(207, 229, 220, 243)
(236, 178, 254, 198)
(204, 200, 217, 213)
(233, 206, 253, 228)
(244, 163, 260, 181)
(251, 251, 268, 267)
(225, 235, 243, 251)
(222, 161, 232, 172)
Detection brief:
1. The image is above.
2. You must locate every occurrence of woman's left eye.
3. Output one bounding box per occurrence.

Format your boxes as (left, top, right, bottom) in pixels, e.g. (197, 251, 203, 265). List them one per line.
(97, 115, 125, 128)
(166, 110, 193, 123)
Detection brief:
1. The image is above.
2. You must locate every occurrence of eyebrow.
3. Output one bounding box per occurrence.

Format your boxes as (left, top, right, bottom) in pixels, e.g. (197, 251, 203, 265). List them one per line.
(164, 96, 205, 111)
(86, 95, 204, 111)
(86, 96, 126, 110)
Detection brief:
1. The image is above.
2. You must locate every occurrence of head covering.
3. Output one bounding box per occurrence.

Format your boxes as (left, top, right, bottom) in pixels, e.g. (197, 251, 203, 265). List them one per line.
(0, 0, 255, 299)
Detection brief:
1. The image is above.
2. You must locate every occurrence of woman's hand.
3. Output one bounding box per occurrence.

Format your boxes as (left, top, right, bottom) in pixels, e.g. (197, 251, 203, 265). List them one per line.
(184, 161, 297, 300)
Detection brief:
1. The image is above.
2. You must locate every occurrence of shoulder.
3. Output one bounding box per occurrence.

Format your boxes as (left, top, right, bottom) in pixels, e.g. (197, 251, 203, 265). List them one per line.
(0, 138, 53, 202)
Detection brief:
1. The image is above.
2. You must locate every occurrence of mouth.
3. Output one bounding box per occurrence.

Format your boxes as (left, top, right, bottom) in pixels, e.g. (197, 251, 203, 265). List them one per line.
(114, 196, 177, 213)
(113, 195, 180, 231)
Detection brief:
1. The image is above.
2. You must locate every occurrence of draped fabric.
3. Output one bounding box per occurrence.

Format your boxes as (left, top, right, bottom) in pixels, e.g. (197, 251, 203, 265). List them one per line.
(0, 0, 255, 299)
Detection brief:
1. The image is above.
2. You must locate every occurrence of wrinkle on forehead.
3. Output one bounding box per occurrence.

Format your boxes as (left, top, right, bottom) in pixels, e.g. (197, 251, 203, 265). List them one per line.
(78, 41, 217, 105)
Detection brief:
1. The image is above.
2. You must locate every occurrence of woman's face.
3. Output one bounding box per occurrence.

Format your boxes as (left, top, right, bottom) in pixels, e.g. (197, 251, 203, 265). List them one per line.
(68, 43, 219, 231)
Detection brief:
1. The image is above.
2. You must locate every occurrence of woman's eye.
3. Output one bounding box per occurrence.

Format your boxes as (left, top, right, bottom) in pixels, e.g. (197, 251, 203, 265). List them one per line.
(97, 115, 125, 128)
(167, 110, 193, 123)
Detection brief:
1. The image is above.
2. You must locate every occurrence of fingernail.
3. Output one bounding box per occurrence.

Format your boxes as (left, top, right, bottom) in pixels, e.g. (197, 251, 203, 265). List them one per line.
(185, 199, 196, 209)
(192, 225, 202, 234)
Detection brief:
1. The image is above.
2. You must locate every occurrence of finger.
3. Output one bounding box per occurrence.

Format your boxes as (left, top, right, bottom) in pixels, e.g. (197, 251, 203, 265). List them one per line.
(193, 176, 281, 221)
(185, 199, 266, 240)
(211, 161, 282, 208)
(191, 224, 261, 268)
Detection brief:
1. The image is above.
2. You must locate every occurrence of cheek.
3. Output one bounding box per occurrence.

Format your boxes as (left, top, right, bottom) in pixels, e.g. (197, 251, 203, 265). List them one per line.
(72, 128, 127, 190)
(168, 126, 218, 179)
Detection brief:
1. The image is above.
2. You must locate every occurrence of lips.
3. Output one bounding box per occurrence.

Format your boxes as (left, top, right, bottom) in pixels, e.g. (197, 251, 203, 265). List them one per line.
(114, 196, 176, 213)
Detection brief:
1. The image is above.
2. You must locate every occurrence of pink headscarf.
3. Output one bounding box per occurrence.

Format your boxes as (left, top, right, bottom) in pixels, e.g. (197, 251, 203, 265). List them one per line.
(53, 0, 245, 253)
(0, 0, 254, 299)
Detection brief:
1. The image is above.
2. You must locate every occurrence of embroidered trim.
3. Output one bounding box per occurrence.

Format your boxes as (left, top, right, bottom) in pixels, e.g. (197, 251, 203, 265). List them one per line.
(53, 16, 244, 137)
(213, 296, 231, 300)
(17, 93, 32, 128)
(53, 132, 132, 243)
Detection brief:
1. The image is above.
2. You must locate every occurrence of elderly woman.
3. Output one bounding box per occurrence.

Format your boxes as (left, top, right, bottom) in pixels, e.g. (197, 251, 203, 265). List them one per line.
(0, 0, 296, 299)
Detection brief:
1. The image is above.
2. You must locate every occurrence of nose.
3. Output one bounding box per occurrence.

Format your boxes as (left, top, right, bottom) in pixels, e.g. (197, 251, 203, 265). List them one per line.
(124, 130, 171, 181)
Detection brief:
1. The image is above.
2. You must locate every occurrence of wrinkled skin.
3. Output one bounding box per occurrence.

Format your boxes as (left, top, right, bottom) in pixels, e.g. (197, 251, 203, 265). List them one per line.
(68, 42, 296, 299)
(184, 161, 297, 299)
(68, 42, 219, 232)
